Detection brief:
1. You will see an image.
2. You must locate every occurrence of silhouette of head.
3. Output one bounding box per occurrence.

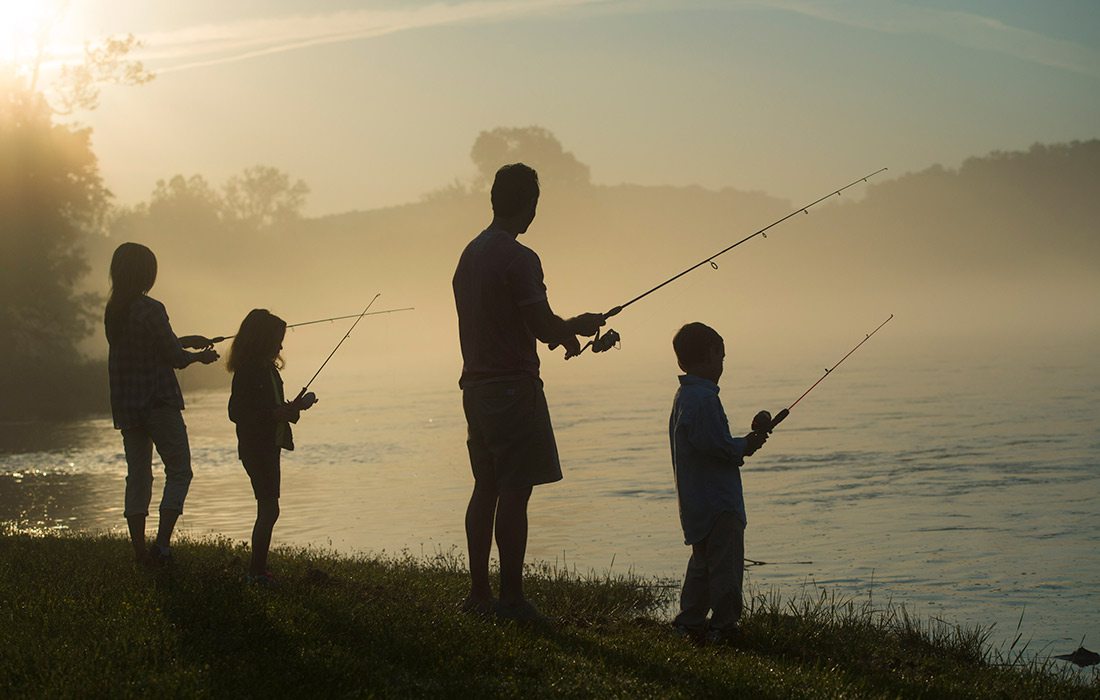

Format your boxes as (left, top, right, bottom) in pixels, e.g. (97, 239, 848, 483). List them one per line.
(105, 243, 159, 340)
(491, 163, 539, 233)
(673, 322, 725, 382)
(227, 309, 287, 372)
(109, 242, 158, 298)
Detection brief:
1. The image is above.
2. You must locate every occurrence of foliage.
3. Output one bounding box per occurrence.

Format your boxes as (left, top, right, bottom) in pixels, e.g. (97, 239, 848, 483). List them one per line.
(471, 126, 591, 190)
(224, 166, 310, 230)
(0, 531, 1094, 698)
(2, 33, 152, 420)
(0, 79, 111, 418)
(51, 34, 154, 114)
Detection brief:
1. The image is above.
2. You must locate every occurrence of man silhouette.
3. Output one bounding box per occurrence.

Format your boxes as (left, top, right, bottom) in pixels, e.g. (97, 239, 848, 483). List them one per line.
(453, 163, 604, 621)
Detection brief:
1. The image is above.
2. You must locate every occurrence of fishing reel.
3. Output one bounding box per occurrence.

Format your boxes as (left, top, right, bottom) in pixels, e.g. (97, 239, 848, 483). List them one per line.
(590, 327, 621, 353)
(751, 408, 790, 434)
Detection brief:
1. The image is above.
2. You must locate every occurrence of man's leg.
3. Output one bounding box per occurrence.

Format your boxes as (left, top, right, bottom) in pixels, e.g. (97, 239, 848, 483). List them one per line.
(705, 512, 745, 633)
(250, 498, 281, 575)
(495, 485, 533, 604)
(465, 480, 499, 602)
(121, 427, 154, 562)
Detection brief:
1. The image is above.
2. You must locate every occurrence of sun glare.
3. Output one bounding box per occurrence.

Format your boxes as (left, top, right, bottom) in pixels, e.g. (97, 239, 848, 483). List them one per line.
(0, 0, 68, 73)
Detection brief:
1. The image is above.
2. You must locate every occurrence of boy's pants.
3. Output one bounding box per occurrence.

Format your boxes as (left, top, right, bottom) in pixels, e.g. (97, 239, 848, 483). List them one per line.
(121, 407, 193, 517)
(674, 511, 745, 632)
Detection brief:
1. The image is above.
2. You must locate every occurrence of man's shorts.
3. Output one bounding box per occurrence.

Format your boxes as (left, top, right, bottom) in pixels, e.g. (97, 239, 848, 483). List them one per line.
(240, 444, 281, 501)
(462, 376, 562, 489)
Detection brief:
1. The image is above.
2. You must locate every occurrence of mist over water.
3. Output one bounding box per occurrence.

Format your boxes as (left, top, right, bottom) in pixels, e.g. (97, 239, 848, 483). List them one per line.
(3, 329, 1097, 662)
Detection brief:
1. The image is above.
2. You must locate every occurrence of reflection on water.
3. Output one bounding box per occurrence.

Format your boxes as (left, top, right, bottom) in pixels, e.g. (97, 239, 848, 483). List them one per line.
(1, 344, 1098, 662)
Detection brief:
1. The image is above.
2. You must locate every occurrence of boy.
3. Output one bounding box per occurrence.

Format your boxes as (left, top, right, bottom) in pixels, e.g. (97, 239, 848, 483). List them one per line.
(669, 322, 768, 643)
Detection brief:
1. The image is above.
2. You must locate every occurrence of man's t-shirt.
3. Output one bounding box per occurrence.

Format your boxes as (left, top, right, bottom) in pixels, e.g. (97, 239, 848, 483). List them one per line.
(453, 227, 548, 388)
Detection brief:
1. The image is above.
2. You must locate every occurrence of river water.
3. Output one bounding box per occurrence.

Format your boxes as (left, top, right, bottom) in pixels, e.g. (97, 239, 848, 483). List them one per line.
(2, 333, 1097, 665)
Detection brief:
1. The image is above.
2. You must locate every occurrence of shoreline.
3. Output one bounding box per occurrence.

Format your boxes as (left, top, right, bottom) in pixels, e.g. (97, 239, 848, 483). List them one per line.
(1, 530, 1094, 697)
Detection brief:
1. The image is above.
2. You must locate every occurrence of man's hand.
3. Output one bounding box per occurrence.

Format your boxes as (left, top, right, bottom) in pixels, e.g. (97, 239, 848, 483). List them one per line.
(195, 348, 219, 365)
(180, 335, 215, 350)
(743, 430, 768, 456)
(559, 334, 582, 359)
(569, 313, 606, 337)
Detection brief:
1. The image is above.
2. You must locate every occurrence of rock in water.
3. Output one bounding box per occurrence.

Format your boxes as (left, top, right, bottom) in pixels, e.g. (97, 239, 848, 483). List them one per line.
(1053, 646, 1100, 667)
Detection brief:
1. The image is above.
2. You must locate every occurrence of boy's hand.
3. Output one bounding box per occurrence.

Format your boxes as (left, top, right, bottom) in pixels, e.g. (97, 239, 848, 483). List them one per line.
(743, 430, 768, 456)
(751, 410, 774, 433)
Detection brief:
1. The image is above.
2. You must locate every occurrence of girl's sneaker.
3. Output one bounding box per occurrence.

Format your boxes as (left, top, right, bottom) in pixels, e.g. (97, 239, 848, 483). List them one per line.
(246, 571, 279, 588)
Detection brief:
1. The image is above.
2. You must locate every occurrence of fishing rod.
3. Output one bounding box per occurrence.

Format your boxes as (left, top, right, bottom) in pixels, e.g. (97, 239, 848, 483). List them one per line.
(576, 168, 888, 357)
(210, 307, 413, 343)
(293, 294, 381, 401)
(751, 314, 894, 435)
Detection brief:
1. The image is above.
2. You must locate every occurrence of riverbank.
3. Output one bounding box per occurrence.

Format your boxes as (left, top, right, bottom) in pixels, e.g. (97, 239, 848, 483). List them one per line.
(0, 532, 1093, 697)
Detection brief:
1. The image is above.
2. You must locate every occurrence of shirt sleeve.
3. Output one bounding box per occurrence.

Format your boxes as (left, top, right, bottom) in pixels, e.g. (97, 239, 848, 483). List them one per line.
(685, 393, 747, 466)
(504, 247, 548, 307)
(142, 301, 189, 369)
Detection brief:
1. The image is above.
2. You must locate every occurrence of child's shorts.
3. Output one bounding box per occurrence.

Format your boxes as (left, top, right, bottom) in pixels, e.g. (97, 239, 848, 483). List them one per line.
(240, 445, 281, 501)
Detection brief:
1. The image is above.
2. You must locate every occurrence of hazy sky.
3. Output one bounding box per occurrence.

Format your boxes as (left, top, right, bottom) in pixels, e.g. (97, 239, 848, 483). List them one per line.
(11, 0, 1100, 214)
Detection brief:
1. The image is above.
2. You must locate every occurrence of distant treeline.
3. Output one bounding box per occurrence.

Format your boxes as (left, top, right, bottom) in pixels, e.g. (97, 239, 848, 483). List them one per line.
(4, 72, 1098, 422)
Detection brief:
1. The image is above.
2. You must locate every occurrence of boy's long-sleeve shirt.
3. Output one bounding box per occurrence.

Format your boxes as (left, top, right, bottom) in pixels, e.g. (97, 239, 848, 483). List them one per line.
(669, 374, 749, 545)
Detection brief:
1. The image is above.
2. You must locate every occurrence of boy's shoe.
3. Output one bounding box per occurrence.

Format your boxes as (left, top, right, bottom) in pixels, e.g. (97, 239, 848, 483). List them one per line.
(146, 544, 173, 568)
(494, 598, 547, 625)
(459, 595, 497, 618)
(673, 623, 703, 642)
(246, 571, 279, 588)
(705, 625, 742, 646)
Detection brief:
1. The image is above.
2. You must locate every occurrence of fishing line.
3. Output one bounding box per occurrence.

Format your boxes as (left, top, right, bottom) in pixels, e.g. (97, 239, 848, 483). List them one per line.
(576, 168, 888, 357)
(296, 293, 381, 398)
(751, 314, 894, 434)
(211, 306, 413, 343)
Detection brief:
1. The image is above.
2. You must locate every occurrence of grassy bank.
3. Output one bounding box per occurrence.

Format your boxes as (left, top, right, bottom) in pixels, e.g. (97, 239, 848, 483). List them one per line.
(0, 532, 1094, 698)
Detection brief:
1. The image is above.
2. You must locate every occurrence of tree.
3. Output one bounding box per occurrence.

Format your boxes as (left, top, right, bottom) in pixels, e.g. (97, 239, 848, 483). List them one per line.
(50, 34, 154, 114)
(0, 80, 110, 415)
(1, 31, 152, 418)
(223, 166, 310, 230)
(471, 126, 590, 190)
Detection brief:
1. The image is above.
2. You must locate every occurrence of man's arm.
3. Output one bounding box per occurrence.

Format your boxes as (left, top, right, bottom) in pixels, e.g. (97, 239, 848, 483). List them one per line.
(519, 301, 605, 358)
(685, 395, 767, 464)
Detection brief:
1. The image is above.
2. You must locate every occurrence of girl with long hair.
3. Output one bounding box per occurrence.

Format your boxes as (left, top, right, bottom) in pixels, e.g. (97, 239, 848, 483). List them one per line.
(227, 309, 317, 585)
(105, 242, 219, 565)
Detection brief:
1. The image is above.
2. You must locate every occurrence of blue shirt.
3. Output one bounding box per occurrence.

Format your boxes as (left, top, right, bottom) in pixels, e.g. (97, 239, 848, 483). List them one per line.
(669, 374, 749, 544)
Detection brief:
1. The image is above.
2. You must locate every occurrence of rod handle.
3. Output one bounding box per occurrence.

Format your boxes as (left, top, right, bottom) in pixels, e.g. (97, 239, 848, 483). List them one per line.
(771, 408, 790, 430)
(752, 407, 790, 434)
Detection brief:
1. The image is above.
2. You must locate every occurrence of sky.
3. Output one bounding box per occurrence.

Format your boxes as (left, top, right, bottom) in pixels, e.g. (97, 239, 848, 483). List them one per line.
(5, 0, 1100, 215)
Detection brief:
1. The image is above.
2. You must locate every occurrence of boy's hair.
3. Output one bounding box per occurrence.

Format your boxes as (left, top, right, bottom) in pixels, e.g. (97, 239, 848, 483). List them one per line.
(227, 309, 287, 372)
(104, 242, 158, 342)
(491, 163, 539, 217)
(672, 322, 724, 369)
